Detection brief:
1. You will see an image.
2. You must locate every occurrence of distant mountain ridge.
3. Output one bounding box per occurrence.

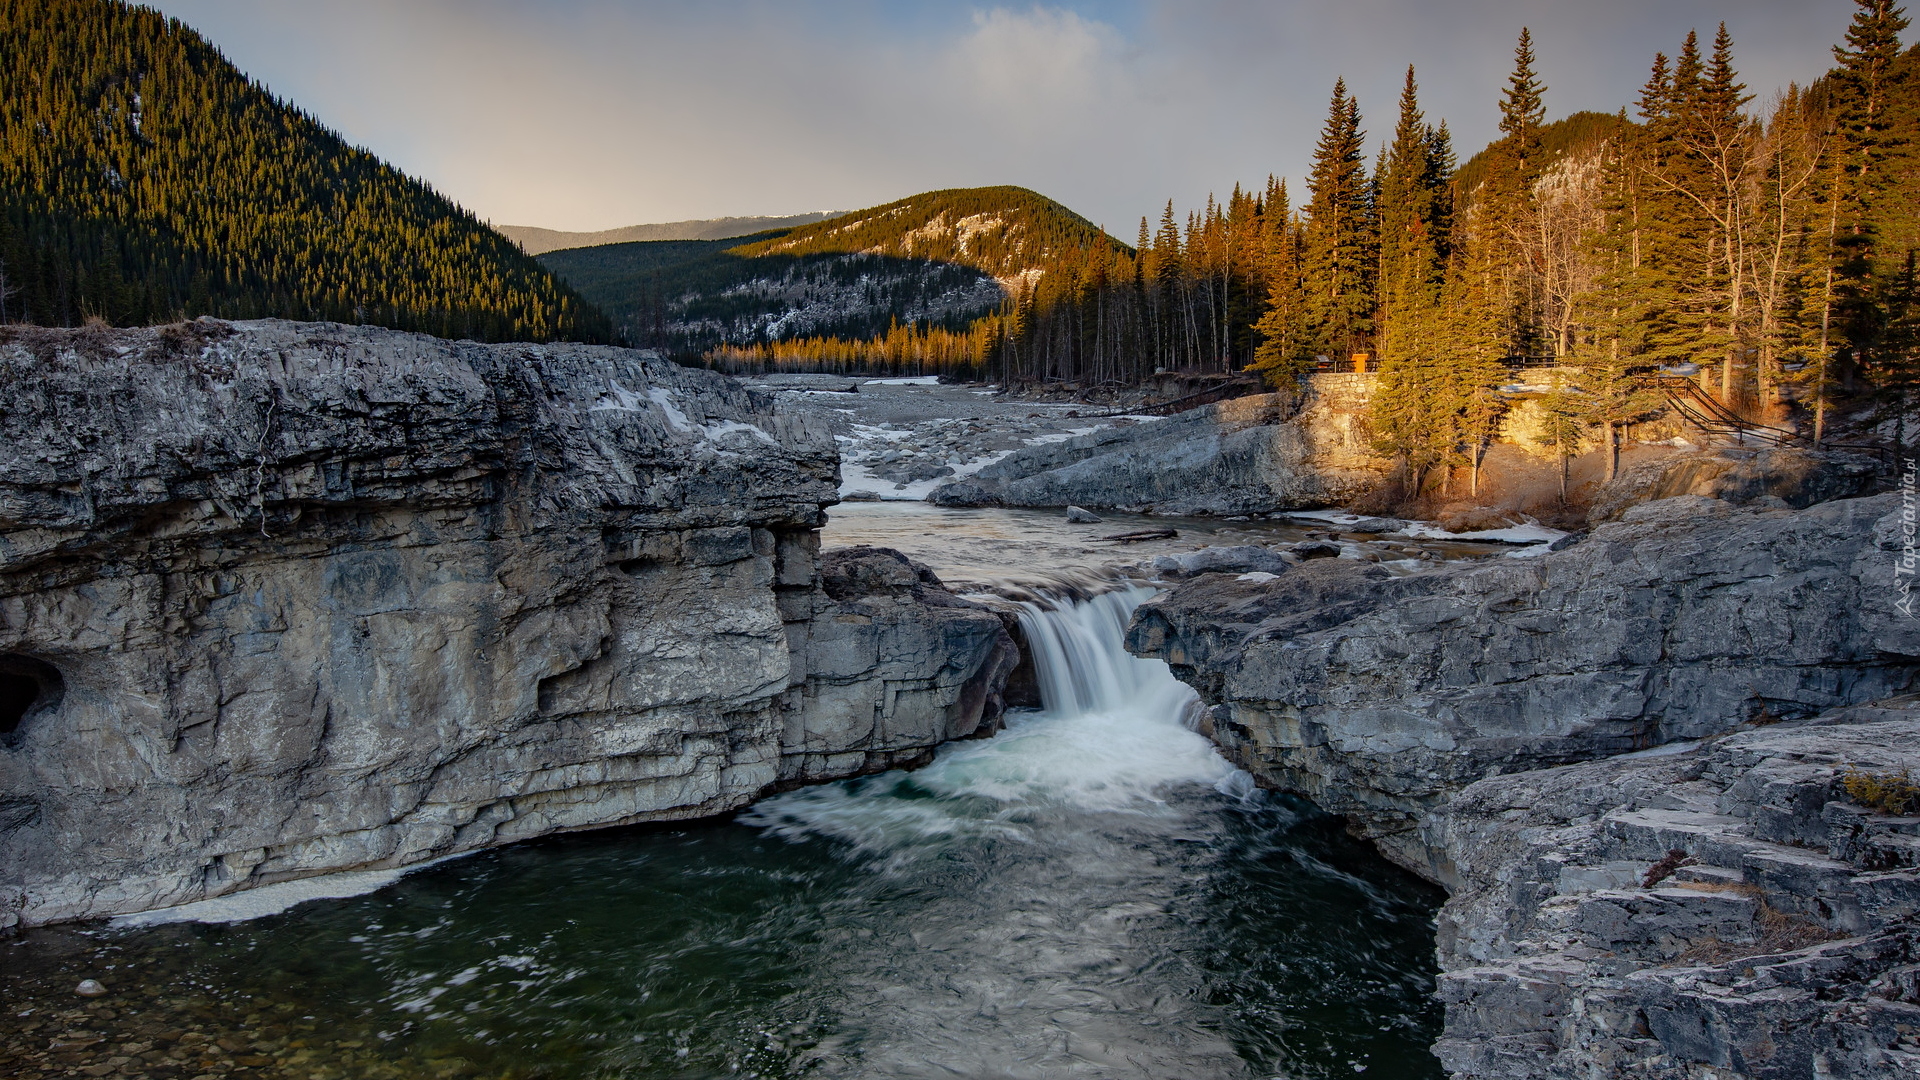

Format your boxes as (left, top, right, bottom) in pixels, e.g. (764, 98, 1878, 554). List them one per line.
(0, 0, 606, 342)
(499, 213, 845, 256)
(538, 186, 1130, 353)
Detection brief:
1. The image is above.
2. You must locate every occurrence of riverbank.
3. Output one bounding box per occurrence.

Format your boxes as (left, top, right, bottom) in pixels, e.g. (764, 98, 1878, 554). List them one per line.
(0, 586, 1445, 1080)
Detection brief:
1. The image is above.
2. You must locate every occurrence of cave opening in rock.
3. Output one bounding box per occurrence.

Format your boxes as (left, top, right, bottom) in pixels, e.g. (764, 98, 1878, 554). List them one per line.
(0, 655, 64, 739)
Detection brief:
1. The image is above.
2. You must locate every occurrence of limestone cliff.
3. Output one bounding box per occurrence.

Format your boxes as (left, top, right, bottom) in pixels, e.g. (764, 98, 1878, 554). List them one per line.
(1127, 493, 1920, 882)
(0, 319, 1013, 929)
(928, 376, 1383, 514)
(1429, 698, 1920, 1078)
(1128, 494, 1920, 1077)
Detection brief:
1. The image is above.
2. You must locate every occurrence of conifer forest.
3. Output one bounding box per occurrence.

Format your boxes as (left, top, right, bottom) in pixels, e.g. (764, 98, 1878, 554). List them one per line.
(701, 1, 1920, 467)
(5, 0, 1920, 462)
(0, 0, 608, 342)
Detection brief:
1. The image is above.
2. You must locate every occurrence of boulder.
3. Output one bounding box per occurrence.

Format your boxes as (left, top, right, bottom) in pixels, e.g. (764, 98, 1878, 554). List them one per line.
(1288, 540, 1343, 559)
(1064, 505, 1103, 523)
(1148, 545, 1293, 579)
(926, 480, 1002, 507)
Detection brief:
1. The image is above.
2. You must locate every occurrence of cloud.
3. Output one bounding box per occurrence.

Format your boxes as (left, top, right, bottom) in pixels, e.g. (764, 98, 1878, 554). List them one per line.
(953, 7, 1123, 119)
(150, 0, 1862, 234)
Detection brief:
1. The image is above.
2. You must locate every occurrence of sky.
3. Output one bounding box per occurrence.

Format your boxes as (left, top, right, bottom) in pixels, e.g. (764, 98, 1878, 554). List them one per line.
(150, 0, 1864, 237)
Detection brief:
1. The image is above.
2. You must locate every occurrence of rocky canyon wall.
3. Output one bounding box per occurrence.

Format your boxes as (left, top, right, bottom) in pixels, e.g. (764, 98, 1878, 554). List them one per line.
(1127, 492, 1920, 883)
(1127, 492, 1920, 1077)
(0, 320, 1013, 929)
(1429, 697, 1920, 1078)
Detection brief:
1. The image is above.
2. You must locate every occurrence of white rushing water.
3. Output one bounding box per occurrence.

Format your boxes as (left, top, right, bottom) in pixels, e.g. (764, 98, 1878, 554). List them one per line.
(744, 584, 1252, 852)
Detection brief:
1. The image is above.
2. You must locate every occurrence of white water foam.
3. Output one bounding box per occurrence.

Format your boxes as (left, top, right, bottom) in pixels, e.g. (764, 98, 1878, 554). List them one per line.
(744, 585, 1251, 853)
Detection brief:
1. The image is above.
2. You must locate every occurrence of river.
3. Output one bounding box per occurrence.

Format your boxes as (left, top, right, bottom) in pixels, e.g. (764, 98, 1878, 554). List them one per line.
(2, 537, 1446, 1080)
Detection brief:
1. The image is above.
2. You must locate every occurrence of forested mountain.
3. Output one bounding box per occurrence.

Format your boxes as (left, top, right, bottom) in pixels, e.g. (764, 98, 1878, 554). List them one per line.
(651, 2, 1920, 487)
(0, 0, 607, 341)
(499, 212, 844, 256)
(538, 186, 1132, 362)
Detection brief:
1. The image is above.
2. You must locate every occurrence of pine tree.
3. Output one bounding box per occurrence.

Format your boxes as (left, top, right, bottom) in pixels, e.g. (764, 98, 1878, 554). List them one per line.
(1829, 0, 1913, 366)
(1299, 79, 1374, 361)
(1252, 180, 1311, 383)
(1375, 67, 1446, 369)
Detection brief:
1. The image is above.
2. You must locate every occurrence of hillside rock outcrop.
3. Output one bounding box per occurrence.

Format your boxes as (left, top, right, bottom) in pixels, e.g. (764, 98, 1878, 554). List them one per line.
(1587, 446, 1883, 525)
(1126, 493, 1919, 882)
(929, 377, 1383, 514)
(1429, 698, 1920, 1079)
(0, 319, 1014, 929)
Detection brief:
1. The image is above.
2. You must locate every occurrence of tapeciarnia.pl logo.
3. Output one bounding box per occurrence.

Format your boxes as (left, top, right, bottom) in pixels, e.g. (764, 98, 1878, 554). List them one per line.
(1897, 458, 1918, 618)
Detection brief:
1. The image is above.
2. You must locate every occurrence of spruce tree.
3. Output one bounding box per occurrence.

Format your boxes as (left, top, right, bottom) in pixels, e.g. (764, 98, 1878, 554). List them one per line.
(1369, 67, 1451, 481)
(1499, 28, 1548, 164)
(1830, 0, 1913, 366)
(1375, 66, 1443, 369)
(1465, 28, 1552, 359)
(1300, 79, 1374, 361)
(1425, 121, 1458, 262)
(1252, 180, 1311, 382)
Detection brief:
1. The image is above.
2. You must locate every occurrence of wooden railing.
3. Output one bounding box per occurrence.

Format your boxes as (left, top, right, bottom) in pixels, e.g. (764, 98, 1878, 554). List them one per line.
(1650, 375, 1800, 447)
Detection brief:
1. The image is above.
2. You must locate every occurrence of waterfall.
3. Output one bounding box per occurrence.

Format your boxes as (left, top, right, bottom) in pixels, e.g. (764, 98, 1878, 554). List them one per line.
(1010, 583, 1202, 724)
(745, 584, 1250, 850)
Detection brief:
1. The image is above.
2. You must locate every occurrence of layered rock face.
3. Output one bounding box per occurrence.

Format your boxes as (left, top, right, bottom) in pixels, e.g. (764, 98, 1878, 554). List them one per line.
(0, 320, 1013, 929)
(779, 546, 1018, 784)
(1130, 493, 1920, 1076)
(1430, 699, 1920, 1078)
(1127, 493, 1919, 882)
(929, 377, 1384, 514)
(1588, 446, 1883, 525)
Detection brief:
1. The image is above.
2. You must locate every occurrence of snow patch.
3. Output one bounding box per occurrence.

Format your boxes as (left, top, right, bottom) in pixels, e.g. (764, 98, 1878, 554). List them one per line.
(836, 447, 1014, 501)
(1288, 509, 1566, 545)
(1283, 510, 1380, 527)
(1023, 424, 1106, 446)
(702, 419, 776, 445)
(645, 387, 693, 432)
(1396, 521, 1567, 545)
(110, 856, 467, 927)
(1613, 739, 1703, 761)
(591, 380, 649, 413)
